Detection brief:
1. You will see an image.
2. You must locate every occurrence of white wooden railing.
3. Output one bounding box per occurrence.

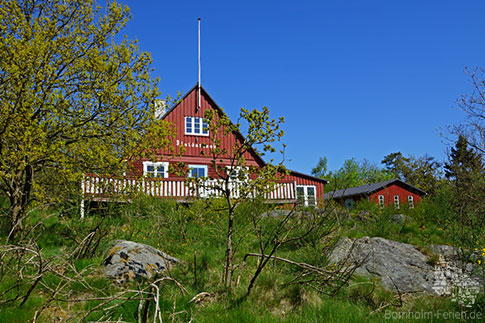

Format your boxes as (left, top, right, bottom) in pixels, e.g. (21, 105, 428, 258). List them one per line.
(82, 174, 296, 202)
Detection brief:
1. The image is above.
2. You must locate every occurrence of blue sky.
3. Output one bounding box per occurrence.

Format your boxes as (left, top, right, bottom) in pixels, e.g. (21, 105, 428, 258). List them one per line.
(119, 0, 485, 174)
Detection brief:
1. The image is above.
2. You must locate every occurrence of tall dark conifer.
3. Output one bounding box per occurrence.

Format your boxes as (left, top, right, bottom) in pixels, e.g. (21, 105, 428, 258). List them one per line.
(444, 135, 484, 186)
(444, 135, 485, 252)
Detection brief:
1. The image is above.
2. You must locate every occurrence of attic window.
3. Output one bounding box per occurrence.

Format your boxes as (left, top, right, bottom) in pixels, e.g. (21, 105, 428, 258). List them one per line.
(185, 116, 209, 136)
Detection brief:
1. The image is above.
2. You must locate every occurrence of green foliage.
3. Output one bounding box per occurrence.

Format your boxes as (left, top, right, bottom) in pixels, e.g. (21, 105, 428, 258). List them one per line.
(314, 157, 393, 192)
(311, 156, 329, 178)
(382, 152, 442, 194)
(444, 135, 484, 182)
(0, 197, 480, 322)
(0, 0, 173, 235)
(441, 136, 485, 260)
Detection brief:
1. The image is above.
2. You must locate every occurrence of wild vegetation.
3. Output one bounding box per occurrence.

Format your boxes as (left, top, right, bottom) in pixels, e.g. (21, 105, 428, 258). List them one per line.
(0, 194, 483, 323)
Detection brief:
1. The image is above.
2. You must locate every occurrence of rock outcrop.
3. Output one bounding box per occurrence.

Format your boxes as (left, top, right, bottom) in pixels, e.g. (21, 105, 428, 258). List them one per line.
(329, 237, 482, 299)
(103, 240, 179, 283)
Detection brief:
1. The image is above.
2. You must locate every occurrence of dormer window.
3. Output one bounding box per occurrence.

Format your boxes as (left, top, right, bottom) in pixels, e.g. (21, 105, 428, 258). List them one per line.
(185, 116, 209, 136)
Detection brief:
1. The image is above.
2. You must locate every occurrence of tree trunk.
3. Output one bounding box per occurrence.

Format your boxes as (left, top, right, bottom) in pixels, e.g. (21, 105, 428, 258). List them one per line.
(8, 165, 33, 238)
(9, 194, 24, 236)
(223, 205, 234, 289)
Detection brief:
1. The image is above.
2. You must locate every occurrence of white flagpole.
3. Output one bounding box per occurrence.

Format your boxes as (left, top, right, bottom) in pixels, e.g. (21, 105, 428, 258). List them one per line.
(198, 18, 201, 111)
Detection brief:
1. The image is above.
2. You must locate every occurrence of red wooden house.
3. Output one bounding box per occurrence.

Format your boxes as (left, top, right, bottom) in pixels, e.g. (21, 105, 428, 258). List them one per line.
(82, 85, 327, 214)
(324, 179, 427, 209)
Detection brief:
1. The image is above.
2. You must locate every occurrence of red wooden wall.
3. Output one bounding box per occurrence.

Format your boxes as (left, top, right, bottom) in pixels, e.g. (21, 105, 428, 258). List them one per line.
(369, 184, 423, 207)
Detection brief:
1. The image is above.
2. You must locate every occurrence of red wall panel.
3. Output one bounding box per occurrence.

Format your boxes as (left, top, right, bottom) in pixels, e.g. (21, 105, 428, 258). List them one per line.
(369, 184, 423, 208)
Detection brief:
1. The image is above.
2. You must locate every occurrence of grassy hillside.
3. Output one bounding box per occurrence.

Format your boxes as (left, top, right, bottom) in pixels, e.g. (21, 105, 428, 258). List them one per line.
(0, 196, 483, 322)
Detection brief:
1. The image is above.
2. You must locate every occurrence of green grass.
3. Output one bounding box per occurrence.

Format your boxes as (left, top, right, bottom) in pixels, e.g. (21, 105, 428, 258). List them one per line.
(0, 196, 483, 322)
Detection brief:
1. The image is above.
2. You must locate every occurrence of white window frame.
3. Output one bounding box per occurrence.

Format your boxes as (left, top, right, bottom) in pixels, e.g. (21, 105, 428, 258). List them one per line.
(378, 195, 385, 208)
(394, 195, 400, 209)
(143, 161, 169, 178)
(408, 195, 414, 209)
(185, 116, 209, 136)
(296, 185, 317, 207)
(188, 164, 208, 178)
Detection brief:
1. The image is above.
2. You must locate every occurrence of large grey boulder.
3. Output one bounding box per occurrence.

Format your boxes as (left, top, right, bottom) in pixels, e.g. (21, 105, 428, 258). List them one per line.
(103, 240, 179, 283)
(329, 237, 482, 297)
(329, 237, 435, 293)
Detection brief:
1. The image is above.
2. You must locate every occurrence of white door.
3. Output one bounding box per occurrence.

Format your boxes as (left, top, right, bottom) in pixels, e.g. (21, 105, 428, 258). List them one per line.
(296, 185, 316, 207)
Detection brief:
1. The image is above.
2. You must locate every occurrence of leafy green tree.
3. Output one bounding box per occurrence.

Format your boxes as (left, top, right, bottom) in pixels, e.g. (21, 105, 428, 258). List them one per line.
(314, 157, 392, 191)
(311, 156, 332, 179)
(382, 152, 441, 193)
(0, 0, 168, 236)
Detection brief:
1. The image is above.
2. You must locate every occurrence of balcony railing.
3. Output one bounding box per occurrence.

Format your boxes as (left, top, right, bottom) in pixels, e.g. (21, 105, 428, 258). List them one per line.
(82, 174, 296, 202)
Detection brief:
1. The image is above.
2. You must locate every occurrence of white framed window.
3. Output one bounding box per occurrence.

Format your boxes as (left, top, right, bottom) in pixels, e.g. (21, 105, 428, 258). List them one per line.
(296, 185, 316, 207)
(394, 195, 400, 209)
(185, 116, 209, 136)
(408, 195, 414, 209)
(378, 195, 385, 208)
(143, 161, 169, 178)
(188, 164, 208, 178)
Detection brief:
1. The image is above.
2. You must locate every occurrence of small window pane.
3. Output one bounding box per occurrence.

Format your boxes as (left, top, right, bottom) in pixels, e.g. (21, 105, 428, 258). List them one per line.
(156, 166, 165, 177)
(189, 165, 207, 178)
(307, 187, 315, 196)
(194, 117, 200, 133)
(296, 187, 305, 203)
(190, 169, 198, 177)
(202, 120, 209, 134)
(186, 117, 192, 133)
(378, 195, 385, 208)
(408, 196, 414, 209)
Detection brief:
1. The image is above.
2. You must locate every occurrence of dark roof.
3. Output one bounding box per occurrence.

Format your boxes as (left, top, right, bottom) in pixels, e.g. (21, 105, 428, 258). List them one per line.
(325, 179, 427, 200)
(161, 84, 329, 184)
(289, 169, 329, 184)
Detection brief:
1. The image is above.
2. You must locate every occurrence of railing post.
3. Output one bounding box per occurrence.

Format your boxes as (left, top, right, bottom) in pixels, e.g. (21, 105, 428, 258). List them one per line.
(80, 174, 85, 218)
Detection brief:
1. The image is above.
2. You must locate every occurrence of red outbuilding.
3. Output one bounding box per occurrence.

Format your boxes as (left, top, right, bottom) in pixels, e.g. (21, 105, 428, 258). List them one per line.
(324, 179, 427, 209)
(82, 84, 328, 213)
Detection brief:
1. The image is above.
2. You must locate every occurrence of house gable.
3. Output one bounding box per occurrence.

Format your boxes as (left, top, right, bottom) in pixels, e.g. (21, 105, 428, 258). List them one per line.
(159, 84, 266, 167)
